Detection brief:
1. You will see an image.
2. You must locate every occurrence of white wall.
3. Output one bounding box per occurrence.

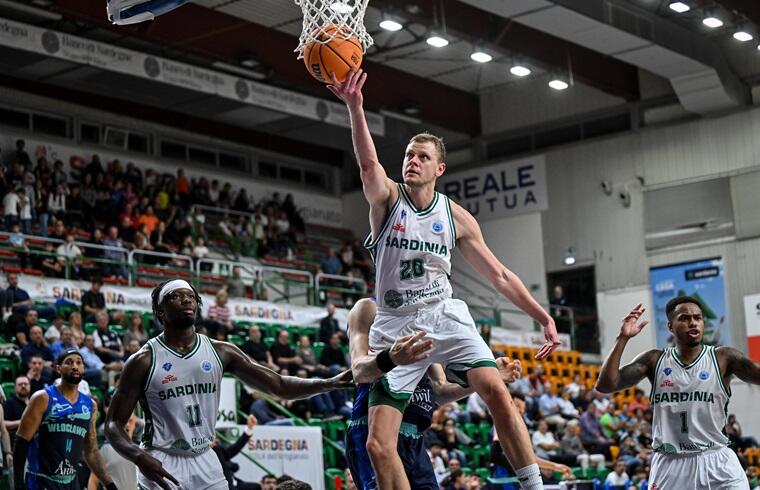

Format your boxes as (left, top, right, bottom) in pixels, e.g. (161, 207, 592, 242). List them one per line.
(341, 189, 370, 241)
(729, 382, 760, 439)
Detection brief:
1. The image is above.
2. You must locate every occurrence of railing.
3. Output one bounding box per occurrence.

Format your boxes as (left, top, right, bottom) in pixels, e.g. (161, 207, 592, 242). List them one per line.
(315, 272, 367, 306)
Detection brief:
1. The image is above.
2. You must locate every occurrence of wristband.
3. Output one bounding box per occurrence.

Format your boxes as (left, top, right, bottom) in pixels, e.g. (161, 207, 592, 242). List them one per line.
(106, 483, 119, 490)
(376, 349, 397, 373)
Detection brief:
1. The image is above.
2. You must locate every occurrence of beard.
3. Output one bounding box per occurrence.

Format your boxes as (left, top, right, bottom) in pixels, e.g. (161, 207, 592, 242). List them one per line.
(62, 372, 83, 385)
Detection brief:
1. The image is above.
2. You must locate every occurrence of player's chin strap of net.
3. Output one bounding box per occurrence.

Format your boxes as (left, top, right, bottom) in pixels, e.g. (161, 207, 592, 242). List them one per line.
(293, 0, 373, 58)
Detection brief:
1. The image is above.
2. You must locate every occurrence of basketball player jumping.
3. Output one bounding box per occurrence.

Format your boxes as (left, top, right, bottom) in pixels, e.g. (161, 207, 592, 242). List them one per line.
(13, 349, 118, 490)
(597, 298, 759, 489)
(329, 69, 560, 490)
(105, 279, 353, 490)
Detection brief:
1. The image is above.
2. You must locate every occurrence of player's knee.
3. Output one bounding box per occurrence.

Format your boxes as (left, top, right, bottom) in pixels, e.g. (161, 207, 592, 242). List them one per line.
(476, 378, 509, 406)
(366, 434, 393, 462)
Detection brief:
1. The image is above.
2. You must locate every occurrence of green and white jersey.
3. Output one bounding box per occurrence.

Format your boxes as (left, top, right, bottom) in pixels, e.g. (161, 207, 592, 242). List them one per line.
(365, 183, 456, 313)
(140, 333, 223, 456)
(650, 345, 730, 455)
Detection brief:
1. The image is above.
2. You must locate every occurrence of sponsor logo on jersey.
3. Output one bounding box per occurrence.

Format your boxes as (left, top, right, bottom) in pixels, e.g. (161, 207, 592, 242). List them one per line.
(384, 236, 448, 256)
(384, 289, 404, 309)
(698, 370, 709, 380)
(163, 362, 172, 372)
(158, 382, 217, 400)
(660, 379, 674, 388)
(55, 458, 77, 476)
(47, 422, 88, 437)
(161, 374, 178, 384)
(201, 360, 213, 372)
(664, 367, 672, 376)
(401, 209, 407, 220)
(431, 221, 444, 234)
(652, 391, 715, 404)
(392, 222, 406, 232)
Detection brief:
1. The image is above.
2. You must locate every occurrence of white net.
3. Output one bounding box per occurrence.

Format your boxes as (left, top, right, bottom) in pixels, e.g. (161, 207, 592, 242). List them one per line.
(293, 0, 374, 58)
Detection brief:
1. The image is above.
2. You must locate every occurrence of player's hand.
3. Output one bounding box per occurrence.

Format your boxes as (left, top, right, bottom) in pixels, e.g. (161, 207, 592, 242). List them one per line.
(4, 453, 11, 469)
(553, 462, 573, 479)
(327, 69, 367, 109)
(327, 369, 354, 389)
(135, 452, 180, 490)
(619, 304, 649, 339)
(496, 357, 522, 383)
(247, 414, 257, 430)
(389, 331, 433, 365)
(535, 318, 561, 360)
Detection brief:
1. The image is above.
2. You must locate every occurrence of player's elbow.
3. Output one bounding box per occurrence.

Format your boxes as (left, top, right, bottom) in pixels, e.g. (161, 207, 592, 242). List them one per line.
(594, 378, 614, 394)
(351, 361, 377, 384)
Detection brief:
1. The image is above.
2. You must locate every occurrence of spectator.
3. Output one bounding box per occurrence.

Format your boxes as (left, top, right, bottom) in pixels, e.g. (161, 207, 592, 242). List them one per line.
(438, 418, 471, 465)
(213, 414, 260, 490)
(51, 326, 78, 359)
(599, 402, 622, 440)
(227, 266, 246, 298)
(344, 468, 357, 490)
(67, 311, 85, 344)
(81, 277, 107, 323)
(439, 458, 462, 486)
(319, 303, 341, 344)
(440, 468, 466, 490)
(558, 388, 580, 419)
(79, 334, 120, 387)
(26, 354, 53, 394)
(318, 332, 348, 377)
(320, 248, 342, 275)
(260, 474, 278, 490)
(296, 335, 326, 377)
(193, 236, 211, 271)
(39, 242, 65, 278)
(3, 375, 30, 441)
(47, 183, 66, 223)
(57, 233, 83, 277)
(270, 330, 301, 373)
(92, 311, 124, 364)
(205, 289, 235, 339)
(3, 187, 21, 231)
(11, 308, 38, 348)
(138, 205, 160, 236)
(339, 242, 353, 271)
(13, 139, 31, 167)
(580, 403, 612, 456)
(466, 392, 489, 424)
(618, 434, 646, 474)
(18, 187, 32, 235)
(102, 226, 128, 279)
(560, 419, 605, 472)
(627, 389, 650, 414)
(89, 409, 139, 490)
(726, 414, 759, 451)
(566, 373, 584, 400)
(538, 382, 567, 431)
(123, 312, 148, 346)
(8, 223, 30, 269)
(531, 419, 561, 461)
(124, 339, 142, 360)
(20, 326, 53, 368)
(604, 459, 630, 489)
(242, 325, 277, 370)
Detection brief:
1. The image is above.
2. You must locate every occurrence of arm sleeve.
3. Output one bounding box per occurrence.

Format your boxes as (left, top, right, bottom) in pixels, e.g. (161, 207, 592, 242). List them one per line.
(222, 433, 251, 459)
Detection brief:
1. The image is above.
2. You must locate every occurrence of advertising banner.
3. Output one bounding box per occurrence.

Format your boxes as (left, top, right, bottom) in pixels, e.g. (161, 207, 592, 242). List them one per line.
(490, 329, 571, 351)
(230, 425, 324, 490)
(438, 155, 548, 221)
(743, 293, 760, 362)
(649, 258, 730, 349)
(216, 377, 238, 429)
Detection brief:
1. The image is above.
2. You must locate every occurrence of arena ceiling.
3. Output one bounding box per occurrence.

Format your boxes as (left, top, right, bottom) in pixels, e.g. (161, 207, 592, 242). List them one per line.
(0, 0, 758, 171)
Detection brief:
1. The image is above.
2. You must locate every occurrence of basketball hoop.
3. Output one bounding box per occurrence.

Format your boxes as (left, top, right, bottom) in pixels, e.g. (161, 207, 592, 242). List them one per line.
(293, 0, 373, 59)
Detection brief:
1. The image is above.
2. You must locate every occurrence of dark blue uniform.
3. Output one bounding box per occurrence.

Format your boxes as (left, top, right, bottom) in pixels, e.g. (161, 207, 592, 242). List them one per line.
(345, 375, 439, 490)
(26, 384, 93, 490)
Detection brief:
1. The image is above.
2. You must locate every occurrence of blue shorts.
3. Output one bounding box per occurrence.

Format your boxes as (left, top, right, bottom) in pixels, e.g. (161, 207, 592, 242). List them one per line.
(26, 473, 80, 490)
(345, 421, 438, 490)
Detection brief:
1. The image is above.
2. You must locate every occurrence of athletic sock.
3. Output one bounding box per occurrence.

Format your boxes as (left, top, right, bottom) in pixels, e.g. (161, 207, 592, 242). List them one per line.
(516, 463, 543, 489)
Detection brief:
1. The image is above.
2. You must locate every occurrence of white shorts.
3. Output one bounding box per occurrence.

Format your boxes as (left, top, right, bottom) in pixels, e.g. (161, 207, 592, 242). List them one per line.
(368, 298, 495, 410)
(650, 446, 749, 490)
(137, 448, 228, 490)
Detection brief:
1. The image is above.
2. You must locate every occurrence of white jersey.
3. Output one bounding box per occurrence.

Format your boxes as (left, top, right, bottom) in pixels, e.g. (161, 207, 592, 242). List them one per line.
(140, 333, 223, 456)
(650, 345, 730, 455)
(365, 183, 455, 313)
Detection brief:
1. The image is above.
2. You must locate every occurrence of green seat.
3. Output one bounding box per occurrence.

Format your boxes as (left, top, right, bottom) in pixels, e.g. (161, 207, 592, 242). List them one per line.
(263, 337, 275, 349)
(463, 422, 479, 441)
(572, 466, 586, 479)
(0, 358, 18, 382)
(459, 445, 480, 468)
(462, 467, 472, 476)
(325, 467, 343, 490)
(597, 467, 611, 481)
(228, 334, 245, 347)
(478, 422, 493, 444)
(37, 318, 50, 328)
(1, 381, 14, 398)
(313, 342, 325, 360)
(84, 323, 97, 335)
(109, 325, 126, 336)
(476, 467, 490, 482)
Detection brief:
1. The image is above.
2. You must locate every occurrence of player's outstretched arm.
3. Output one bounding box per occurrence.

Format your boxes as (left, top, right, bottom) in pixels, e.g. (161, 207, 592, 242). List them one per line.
(327, 70, 395, 207)
(597, 304, 659, 393)
(215, 341, 354, 400)
(720, 346, 760, 385)
(104, 349, 179, 490)
(451, 201, 559, 359)
(348, 298, 432, 383)
(83, 403, 116, 490)
(428, 357, 522, 404)
(12, 390, 48, 489)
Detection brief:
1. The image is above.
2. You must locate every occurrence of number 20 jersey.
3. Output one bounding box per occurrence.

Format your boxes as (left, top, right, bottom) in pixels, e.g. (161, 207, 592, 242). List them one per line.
(365, 183, 456, 314)
(650, 345, 730, 455)
(140, 333, 223, 456)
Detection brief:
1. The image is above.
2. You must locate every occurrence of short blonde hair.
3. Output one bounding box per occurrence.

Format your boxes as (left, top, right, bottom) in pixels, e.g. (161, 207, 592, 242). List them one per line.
(409, 133, 446, 163)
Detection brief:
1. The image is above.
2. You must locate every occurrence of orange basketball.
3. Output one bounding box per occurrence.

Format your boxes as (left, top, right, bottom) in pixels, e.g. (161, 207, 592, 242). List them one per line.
(303, 24, 363, 84)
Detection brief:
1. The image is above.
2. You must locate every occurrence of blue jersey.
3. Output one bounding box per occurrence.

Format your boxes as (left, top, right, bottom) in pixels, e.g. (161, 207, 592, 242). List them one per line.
(27, 384, 93, 489)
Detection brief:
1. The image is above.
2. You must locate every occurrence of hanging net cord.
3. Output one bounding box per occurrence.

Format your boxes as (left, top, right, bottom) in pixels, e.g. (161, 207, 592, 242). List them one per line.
(293, 0, 374, 58)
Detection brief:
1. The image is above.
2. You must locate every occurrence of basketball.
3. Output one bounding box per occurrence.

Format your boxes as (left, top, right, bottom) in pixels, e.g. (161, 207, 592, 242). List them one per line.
(303, 24, 363, 84)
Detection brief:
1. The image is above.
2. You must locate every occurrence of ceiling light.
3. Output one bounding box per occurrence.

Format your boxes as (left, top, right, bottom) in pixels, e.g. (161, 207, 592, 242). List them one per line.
(329, 2, 353, 14)
(379, 19, 403, 31)
(510, 65, 531, 77)
(564, 248, 576, 266)
(470, 51, 492, 63)
(668, 2, 690, 13)
(549, 79, 569, 90)
(734, 30, 753, 42)
(702, 16, 723, 29)
(426, 35, 449, 48)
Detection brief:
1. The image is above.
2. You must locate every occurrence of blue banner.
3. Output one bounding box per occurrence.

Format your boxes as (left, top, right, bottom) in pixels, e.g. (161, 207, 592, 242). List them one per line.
(649, 257, 730, 348)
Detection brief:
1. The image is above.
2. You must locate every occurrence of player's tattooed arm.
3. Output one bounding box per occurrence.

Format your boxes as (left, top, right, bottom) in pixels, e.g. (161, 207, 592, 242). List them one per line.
(720, 346, 760, 384)
(216, 341, 354, 400)
(597, 349, 659, 393)
(104, 348, 179, 490)
(83, 403, 114, 487)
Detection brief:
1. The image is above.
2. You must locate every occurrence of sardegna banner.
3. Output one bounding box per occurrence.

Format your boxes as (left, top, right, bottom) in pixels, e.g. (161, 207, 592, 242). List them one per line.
(438, 155, 548, 221)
